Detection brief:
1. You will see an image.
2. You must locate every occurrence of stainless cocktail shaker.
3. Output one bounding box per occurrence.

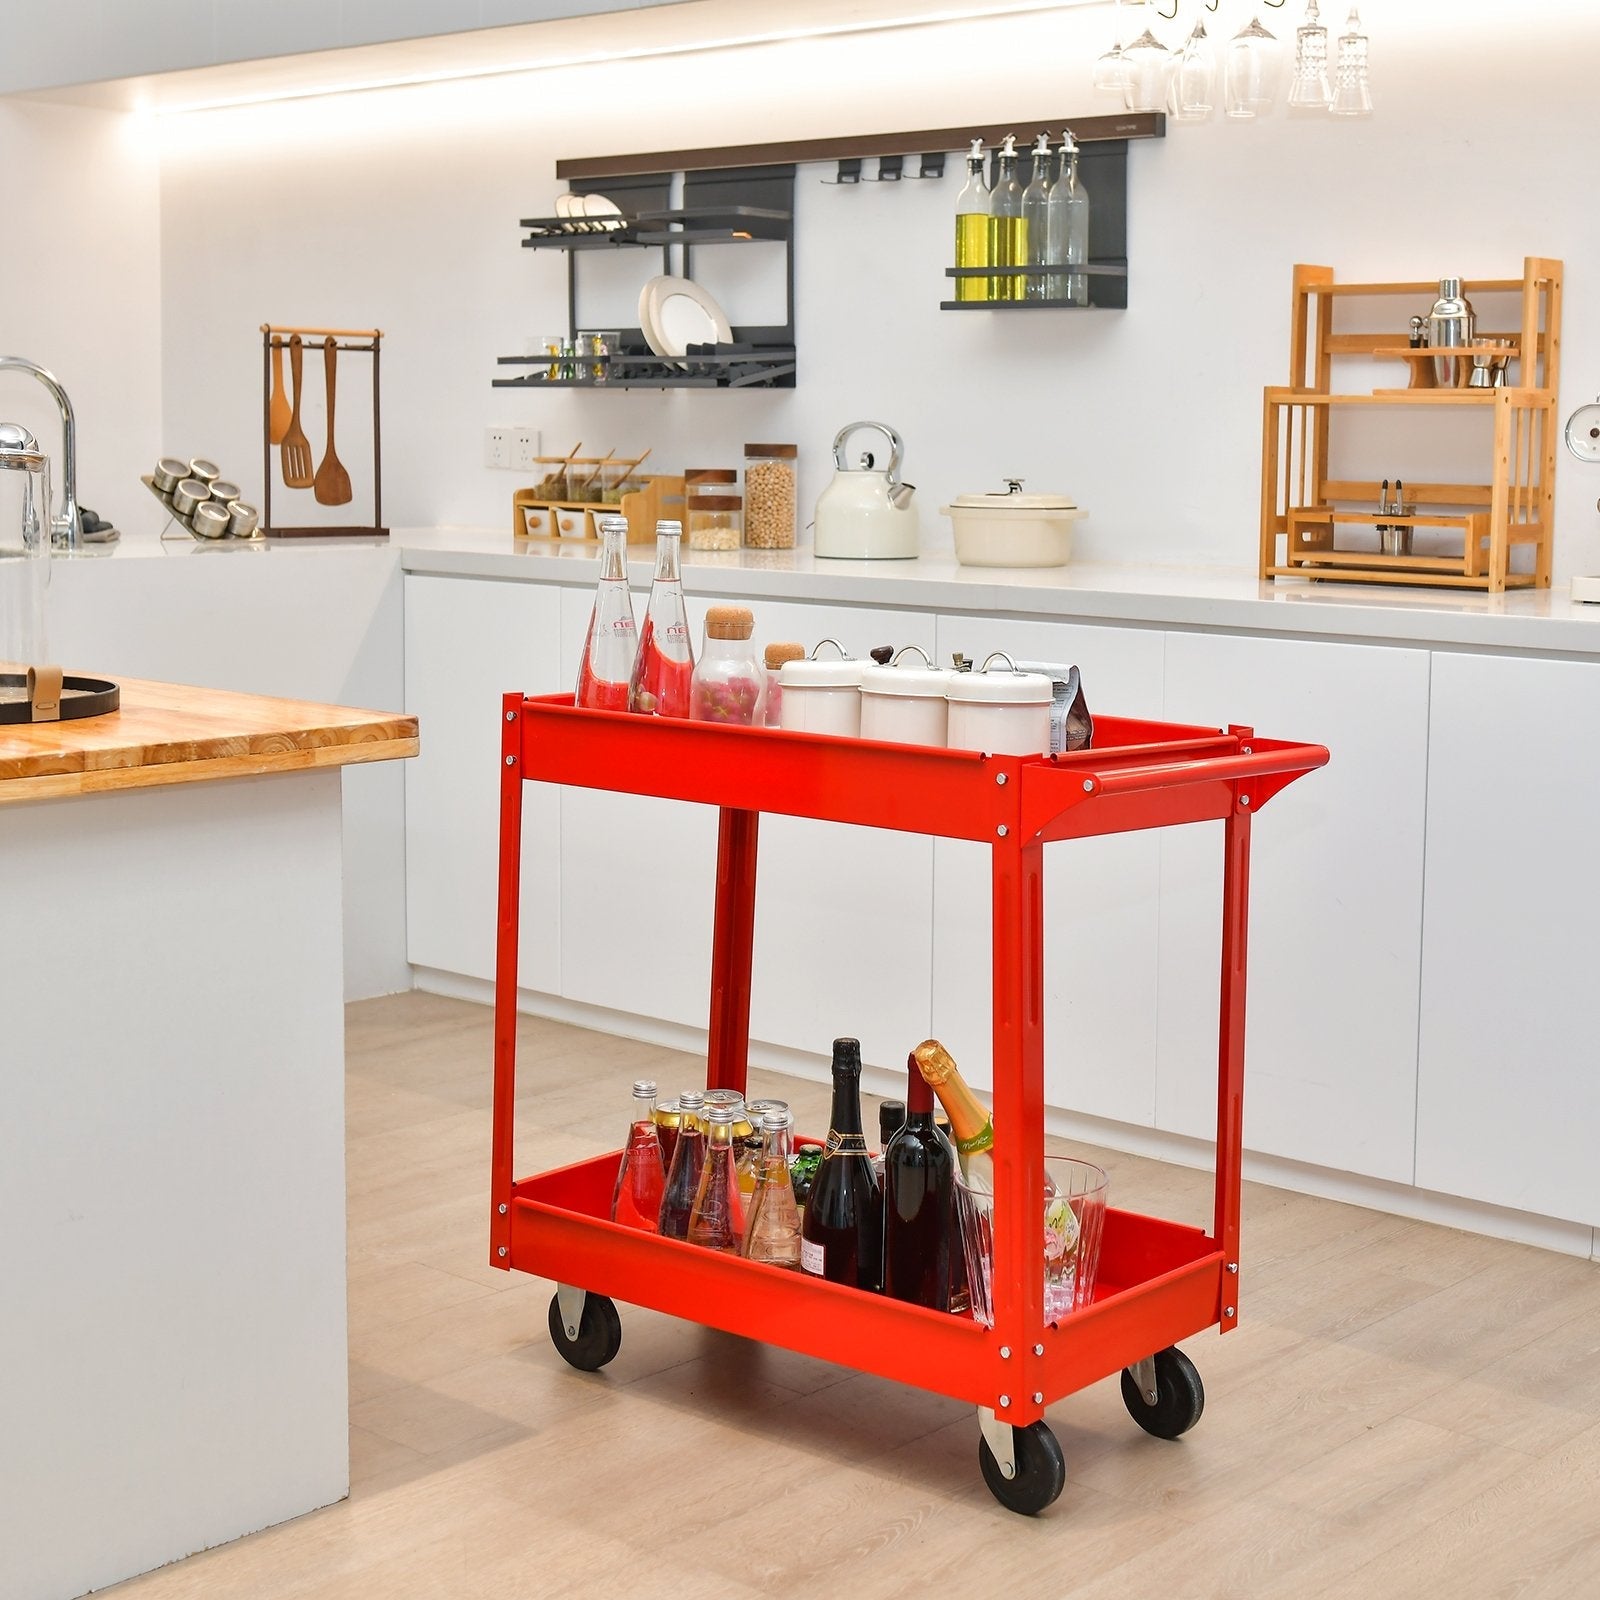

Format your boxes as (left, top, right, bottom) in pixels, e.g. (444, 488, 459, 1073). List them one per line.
(1428, 277, 1475, 387)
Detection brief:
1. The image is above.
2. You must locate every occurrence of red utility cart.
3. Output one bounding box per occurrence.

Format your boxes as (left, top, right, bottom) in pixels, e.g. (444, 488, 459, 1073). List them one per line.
(490, 693, 1327, 1514)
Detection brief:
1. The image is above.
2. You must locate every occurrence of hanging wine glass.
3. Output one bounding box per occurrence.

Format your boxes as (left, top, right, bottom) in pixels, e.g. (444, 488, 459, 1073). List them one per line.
(1122, 21, 1174, 114)
(1093, 0, 1131, 99)
(1330, 6, 1374, 117)
(1288, 0, 1334, 112)
(1225, 12, 1283, 120)
(1169, 17, 1217, 123)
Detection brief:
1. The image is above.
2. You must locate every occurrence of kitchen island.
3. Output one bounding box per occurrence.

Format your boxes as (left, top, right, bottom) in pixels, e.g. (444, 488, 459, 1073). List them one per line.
(0, 677, 416, 1600)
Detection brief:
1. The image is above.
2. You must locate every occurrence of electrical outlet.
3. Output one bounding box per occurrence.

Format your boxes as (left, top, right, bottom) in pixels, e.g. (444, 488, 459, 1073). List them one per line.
(511, 427, 541, 473)
(484, 427, 510, 469)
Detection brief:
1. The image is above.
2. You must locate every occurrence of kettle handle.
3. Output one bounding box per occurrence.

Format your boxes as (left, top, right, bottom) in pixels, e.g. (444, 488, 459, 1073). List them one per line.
(831, 421, 904, 489)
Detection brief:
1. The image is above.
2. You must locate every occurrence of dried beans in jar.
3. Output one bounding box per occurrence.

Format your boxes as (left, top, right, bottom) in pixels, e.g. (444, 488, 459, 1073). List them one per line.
(744, 443, 798, 549)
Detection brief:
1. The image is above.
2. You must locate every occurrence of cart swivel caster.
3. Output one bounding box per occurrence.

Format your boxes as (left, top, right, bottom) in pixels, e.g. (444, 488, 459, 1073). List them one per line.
(976, 1407, 1066, 1516)
(1121, 1346, 1205, 1440)
(547, 1286, 621, 1372)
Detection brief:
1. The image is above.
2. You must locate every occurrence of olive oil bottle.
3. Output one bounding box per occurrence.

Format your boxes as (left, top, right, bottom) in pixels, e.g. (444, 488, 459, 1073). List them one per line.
(988, 134, 1027, 302)
(1021, 131, 1055, 302)
(953, 138, 991, 303)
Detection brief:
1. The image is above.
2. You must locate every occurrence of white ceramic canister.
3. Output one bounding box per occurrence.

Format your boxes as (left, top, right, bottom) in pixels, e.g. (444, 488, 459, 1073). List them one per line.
(859, 645, 950, 748)
(778, 637, 866, 737)
(945, 652, 1053, 755)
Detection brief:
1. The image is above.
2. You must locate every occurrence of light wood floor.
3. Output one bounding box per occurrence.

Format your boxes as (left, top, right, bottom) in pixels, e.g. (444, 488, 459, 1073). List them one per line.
(105, 991, 1600, 1599)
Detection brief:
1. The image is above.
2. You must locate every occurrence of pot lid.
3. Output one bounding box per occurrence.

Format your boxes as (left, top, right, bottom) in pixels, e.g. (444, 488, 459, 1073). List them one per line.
(860, 644, 948, 698)
(947, 477, 1076, 511)
(946, 652, 1053, 704)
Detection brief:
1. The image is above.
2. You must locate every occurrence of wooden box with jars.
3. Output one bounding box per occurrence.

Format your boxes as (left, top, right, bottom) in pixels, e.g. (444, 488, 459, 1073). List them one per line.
(512, 451, 684, 545)
(1260, 257, 1564, 593)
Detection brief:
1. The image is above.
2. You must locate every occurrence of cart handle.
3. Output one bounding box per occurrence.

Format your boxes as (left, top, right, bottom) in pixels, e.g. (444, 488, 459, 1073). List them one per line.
(1082, 742, 1329, 799)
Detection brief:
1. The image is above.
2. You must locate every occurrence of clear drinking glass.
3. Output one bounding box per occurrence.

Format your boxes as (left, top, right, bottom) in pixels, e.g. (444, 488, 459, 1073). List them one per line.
(1121, 26, 1173, 114)
(1287, 0, 1333, 111)
(1092, 0, 1130, 97)
(0, 435, 50, 674)
(1226, 13, 1283, 120)
(953, 1155, 1108, 1326)
(1170, 18, 1217, 123)
(1330, 7, 1373, 117)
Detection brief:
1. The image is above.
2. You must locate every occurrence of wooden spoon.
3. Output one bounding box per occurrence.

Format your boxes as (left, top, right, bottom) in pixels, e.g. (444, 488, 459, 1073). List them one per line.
(313, 337, 353, 507)
(268, 339, 291, 444)
(279, 335, 315, 488)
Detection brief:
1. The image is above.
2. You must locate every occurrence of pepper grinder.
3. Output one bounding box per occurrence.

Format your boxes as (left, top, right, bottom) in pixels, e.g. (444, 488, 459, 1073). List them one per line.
(1407, 315, 1435, 390)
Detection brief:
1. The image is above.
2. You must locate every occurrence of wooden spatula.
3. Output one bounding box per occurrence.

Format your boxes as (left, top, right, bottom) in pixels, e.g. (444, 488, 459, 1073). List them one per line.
(313, 337, 353, 507)
(268, 338, 291, 444)
(279, 335, 315, 488)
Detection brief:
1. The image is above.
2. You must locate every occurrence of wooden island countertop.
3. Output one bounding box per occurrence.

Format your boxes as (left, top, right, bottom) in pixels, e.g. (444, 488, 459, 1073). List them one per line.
(0, 675, 418, 805)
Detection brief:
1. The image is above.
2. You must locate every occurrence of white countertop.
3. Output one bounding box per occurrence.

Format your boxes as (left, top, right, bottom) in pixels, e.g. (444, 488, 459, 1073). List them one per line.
(75, 527, 1600, 655)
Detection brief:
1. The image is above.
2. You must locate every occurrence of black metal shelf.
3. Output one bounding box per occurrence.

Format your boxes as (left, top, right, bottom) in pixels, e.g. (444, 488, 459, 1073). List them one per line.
(493, 347, 796, 391)
(939, 300, 1109, 312)
(519, 204, 792, 250)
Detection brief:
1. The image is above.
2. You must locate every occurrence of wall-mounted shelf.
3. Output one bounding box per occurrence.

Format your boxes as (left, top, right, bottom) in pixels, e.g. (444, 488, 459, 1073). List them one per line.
(940, 261, 1128, 310)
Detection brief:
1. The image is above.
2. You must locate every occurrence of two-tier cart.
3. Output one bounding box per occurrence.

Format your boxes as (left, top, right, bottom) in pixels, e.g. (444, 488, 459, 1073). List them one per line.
(490, 694, 1327, 1514)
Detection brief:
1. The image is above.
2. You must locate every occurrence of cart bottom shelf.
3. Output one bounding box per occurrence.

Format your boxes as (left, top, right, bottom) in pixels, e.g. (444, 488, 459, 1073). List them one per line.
(506, 1150, 1228, 1418)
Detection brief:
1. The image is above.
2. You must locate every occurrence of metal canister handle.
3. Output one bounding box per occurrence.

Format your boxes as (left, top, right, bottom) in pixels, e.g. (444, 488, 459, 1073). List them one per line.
(891, 644, 932, 668)
(980, 650, 1021, 674)
(811, 637, 849, 660)
(831, 421, 904, 491)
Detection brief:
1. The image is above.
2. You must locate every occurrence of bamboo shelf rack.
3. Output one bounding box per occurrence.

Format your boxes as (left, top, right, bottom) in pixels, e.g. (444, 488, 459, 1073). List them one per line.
(1259, 258, 1563, 593)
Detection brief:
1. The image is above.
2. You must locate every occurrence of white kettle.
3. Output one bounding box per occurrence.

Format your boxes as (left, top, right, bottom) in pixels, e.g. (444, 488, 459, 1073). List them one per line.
(813, 421, 919, 560)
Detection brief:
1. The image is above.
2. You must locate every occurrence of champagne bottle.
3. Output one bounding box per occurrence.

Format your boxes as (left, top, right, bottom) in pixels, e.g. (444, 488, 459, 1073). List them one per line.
(800, 1038, 883, 1292)
(883, 1057, 956, 1310)
(911, 1039, 995, 1194)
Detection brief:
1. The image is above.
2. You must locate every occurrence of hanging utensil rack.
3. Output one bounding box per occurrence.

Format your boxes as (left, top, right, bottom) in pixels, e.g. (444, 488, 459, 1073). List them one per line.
(259, 324, 387, 538)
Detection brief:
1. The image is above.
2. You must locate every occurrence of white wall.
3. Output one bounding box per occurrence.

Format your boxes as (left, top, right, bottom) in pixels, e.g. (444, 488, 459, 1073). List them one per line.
(148, 3, 1600, 581)
(0, 100, 164, 538)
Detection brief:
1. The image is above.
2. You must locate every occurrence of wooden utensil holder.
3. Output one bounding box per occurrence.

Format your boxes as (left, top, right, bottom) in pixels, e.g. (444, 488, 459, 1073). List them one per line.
(513, 472, 684, 545)
(260, 324, 386, 539)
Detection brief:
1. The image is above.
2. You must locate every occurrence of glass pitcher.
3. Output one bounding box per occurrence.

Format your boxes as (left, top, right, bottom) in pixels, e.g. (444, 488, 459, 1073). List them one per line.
(0, 422, 51, 678)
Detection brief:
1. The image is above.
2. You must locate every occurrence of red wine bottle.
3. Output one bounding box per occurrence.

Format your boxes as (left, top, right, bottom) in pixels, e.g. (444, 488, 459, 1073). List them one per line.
(883, 1054, 955, 1310)
(801, 1038, 883, 1292)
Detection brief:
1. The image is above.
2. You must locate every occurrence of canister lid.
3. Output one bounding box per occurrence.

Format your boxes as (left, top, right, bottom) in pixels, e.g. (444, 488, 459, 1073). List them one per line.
(945, 652, 1053, 704)
(705, 604, 754, 641)
(745, 443, 798, 459)
(685, 468, 737, 484)
(781, 657, 865, 688)
(947, 487, 1078, 511)
(764, 642, 805, 669)
(859, 644, 948, 699)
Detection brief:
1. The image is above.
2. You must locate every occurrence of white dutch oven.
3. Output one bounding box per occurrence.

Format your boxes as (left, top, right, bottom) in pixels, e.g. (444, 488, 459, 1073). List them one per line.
(779, 638, 866, 737)
(946, 652, 1053, 755)
(941, 479, 1087, 568)
(859, 645, 950, 747)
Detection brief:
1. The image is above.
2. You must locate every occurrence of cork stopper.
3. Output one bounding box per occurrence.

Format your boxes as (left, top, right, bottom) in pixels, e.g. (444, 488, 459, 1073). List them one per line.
(765, 641, 805, 669)
(706, 605, 755, 641)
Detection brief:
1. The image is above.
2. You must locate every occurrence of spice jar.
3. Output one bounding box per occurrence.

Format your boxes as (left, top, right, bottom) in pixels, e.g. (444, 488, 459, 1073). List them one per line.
(685, 469, 742, 551)
(691, 605, 765, 724)
(744, 443, 798, 549)
(764, 641, 804, 727)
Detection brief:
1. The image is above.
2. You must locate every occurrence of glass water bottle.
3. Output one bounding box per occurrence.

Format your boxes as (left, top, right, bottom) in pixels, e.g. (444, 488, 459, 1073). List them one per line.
(988, 135, 1027, 303)
(658, 1088, 707, 1239)
(575, 514, 636, 711)
(687, 1104, 745, 1254)
(611, 1079, 667, 1232)
(953, 138, 991, 304)
(629, 519, 694, 717)
(744, 1108, 802, 1270)
(1048, 130, 1091, 307)
(1021, 132, 1055, 302)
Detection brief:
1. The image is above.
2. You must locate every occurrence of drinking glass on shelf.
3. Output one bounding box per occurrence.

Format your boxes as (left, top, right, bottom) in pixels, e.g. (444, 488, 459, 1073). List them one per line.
(1287, 0, 1334, 112)
(1225, 13, 1283, 120)
(1330, 6, 1373, 117)
(1170, 18, 1217, 123)
(1092, 0, 1130, 97)
(1121, 25, 1173, 114)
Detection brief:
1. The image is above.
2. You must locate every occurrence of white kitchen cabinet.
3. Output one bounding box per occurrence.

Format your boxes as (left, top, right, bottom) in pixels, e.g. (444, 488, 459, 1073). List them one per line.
(557, 587, 935, 1065)
(404, 574, 563, 993)
(1415, 652, 1600, 1223)
(929, 616, 1167, 1125)
(1157, 631, 1430, 1184)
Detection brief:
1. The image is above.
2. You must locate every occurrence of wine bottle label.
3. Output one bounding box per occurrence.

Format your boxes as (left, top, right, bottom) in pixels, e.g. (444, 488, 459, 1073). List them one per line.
(824, 1129, 867, 1157)
(800, 1237, 824, 1276)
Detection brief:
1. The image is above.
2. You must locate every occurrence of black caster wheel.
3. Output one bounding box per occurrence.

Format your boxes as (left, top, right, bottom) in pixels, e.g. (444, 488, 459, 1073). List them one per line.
(978, 1420, 1066, 1516)
(547, 1291, 622, 1372)
(1121, 1346, 1205, 1440)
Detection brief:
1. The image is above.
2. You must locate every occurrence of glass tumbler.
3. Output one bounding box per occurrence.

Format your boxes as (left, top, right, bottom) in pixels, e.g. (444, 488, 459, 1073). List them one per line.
(0, 427, 51, 673)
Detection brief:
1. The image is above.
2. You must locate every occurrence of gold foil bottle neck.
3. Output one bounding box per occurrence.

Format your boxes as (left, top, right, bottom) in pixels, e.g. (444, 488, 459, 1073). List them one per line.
(912, 1039, 957, 1085)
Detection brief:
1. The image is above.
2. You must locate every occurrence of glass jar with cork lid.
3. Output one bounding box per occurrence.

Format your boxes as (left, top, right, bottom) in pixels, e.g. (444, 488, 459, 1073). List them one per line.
(685, 468, 742, 551)
(744, 443, 798, 549)
(691, 605, 765, 725)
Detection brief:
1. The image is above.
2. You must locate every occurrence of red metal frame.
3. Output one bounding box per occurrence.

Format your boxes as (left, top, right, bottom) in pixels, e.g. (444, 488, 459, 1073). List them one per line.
(491, 694, 1327, 1427)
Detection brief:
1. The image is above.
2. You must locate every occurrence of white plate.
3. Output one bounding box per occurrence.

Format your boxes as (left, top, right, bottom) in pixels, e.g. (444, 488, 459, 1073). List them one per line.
(638, 275, 733, 360)
(582, 193, 625, 232)
(553, 192, 576, 217)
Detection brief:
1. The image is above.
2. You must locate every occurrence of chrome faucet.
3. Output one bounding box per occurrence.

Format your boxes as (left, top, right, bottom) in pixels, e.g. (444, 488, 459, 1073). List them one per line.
(0, 357, 80, 550)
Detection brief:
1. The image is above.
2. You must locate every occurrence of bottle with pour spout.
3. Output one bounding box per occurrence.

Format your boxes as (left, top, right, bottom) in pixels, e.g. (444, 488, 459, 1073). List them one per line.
(988, 135, 1027, 303)
(953, 138, 992, 304)
(1048, 129, 1091, 306)
(1021, 132, 1055, 303)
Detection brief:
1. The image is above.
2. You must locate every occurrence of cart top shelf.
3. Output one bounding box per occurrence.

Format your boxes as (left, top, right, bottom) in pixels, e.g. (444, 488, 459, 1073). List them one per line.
(506, 693, 1328, 843)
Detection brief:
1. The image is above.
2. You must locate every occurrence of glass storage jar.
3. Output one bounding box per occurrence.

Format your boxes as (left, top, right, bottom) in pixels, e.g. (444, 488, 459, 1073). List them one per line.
(691, 605, 765, 724)
(743, 443, 798, 549)
(685, 469, 742, 551)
